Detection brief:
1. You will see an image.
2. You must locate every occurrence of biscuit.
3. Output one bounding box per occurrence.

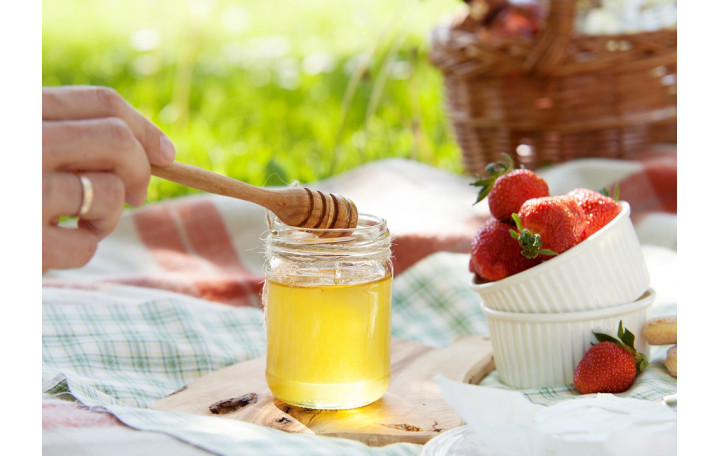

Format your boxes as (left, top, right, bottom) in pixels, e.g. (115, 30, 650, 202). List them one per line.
(665, 345, 677, 377)
(642, 316, 677, 345)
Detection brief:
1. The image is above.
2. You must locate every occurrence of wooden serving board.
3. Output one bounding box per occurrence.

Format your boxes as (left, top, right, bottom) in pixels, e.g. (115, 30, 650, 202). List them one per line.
(152, 336, 494, 446)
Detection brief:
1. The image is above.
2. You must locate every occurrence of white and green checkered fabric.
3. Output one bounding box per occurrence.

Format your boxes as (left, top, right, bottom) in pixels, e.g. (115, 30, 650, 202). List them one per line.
(42, 252, 677, 455)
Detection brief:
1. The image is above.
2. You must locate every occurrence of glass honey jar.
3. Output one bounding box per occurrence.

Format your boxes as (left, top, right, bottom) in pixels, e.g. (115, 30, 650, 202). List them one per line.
(263, 213, 393, 410)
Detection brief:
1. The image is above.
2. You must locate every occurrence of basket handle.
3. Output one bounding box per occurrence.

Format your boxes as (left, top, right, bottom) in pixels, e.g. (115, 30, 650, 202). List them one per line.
(524, 0, 576, 75)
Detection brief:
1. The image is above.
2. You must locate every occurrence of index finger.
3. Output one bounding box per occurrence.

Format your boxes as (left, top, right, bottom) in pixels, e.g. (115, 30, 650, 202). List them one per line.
(42, 86, 176, 166)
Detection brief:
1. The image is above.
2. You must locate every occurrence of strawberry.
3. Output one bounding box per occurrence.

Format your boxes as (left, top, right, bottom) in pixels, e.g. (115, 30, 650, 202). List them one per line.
(574, 321, 649, 394)
(567, 187, 622, 238)
(489, 169, 550, 222)
(469, 219, 542, 282)
(510, 195, 586, 259)
(470, 153, 549, 222)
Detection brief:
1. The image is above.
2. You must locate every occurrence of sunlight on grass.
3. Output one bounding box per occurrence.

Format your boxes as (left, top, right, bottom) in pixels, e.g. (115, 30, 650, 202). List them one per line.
(43, 0, 464, 202)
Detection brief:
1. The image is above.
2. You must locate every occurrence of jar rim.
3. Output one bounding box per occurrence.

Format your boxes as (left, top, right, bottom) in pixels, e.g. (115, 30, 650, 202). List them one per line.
(268, 213, 388, 245)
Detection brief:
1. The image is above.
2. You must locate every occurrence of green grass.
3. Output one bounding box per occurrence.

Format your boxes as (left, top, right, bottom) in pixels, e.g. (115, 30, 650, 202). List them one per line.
(43, 0, 464, 202)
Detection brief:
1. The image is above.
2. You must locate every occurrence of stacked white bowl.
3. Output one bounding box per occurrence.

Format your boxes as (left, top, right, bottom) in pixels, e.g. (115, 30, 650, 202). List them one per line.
(470, 201, 652, 389)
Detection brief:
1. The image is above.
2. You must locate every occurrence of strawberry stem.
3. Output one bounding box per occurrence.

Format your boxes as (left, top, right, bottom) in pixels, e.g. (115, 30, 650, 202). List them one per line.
(600, 185, 621, 201)
(509, 213, 558, 259)
(470, 153, 514, 205)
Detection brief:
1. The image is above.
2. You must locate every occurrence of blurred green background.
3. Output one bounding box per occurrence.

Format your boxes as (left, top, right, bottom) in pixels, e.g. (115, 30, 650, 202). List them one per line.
(43, 0, 464, 202)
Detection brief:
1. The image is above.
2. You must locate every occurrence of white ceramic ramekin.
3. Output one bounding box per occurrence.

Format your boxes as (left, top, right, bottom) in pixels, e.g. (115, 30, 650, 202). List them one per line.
(470, 201, 649, 313)
(483, 288, 654, 389)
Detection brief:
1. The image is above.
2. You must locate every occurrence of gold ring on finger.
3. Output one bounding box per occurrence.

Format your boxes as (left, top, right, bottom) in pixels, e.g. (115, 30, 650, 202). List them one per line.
(77, 173, 94, 217)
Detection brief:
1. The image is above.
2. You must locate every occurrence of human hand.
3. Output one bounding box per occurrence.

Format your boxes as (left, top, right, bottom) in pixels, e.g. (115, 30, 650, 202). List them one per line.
(42, 86, 176, 272)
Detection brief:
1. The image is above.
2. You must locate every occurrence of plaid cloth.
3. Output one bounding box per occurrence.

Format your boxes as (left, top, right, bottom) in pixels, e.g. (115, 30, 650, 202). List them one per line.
(42, 155, 677, 455)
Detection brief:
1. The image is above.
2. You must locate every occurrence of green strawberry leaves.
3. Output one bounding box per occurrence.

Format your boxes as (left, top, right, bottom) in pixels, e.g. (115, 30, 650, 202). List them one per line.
(593, 321, 649, 373)
(600, 185, 620, 201)
(509, 213, 558, 259)
(470, 153, 515, 205)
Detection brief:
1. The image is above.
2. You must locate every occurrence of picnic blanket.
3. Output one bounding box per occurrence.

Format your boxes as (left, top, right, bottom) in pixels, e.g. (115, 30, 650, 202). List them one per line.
(42, 152, 677, 455)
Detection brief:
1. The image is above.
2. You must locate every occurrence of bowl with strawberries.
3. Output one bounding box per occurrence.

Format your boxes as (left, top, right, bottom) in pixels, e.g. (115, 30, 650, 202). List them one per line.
(468, 156, 649, 314)
(467, 154, 653, 390)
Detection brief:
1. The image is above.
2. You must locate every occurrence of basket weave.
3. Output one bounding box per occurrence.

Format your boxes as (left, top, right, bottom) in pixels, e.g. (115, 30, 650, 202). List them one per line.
(429, 1, 677, 173)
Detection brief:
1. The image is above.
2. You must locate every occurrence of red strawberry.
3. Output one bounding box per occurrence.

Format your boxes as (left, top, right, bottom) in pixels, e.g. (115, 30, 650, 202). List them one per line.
(567, 188, 622, 238)
(489, 169, 549, 221)
(510, 195, 586, 259)
(469, 219, 542, 282)
(574, 321, 649, 394)
(471, 154, 549, 222)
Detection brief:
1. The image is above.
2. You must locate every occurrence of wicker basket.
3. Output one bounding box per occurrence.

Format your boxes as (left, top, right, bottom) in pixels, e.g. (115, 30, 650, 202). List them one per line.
(429, 1, 677, 174)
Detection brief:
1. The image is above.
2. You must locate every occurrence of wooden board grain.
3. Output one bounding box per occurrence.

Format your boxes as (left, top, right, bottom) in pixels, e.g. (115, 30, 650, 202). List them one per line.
(152, 336, 494, 446)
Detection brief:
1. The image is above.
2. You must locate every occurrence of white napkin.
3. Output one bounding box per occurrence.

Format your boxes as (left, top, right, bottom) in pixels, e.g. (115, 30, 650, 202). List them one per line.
(435, 376, 677, 456)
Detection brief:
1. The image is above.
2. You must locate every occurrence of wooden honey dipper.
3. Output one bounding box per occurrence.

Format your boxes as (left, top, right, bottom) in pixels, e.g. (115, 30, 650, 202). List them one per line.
(151, 161, 359, 235)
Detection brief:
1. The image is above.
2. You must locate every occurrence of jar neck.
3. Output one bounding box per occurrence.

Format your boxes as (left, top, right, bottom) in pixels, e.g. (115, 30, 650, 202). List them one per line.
(265, 213, 391, 262)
